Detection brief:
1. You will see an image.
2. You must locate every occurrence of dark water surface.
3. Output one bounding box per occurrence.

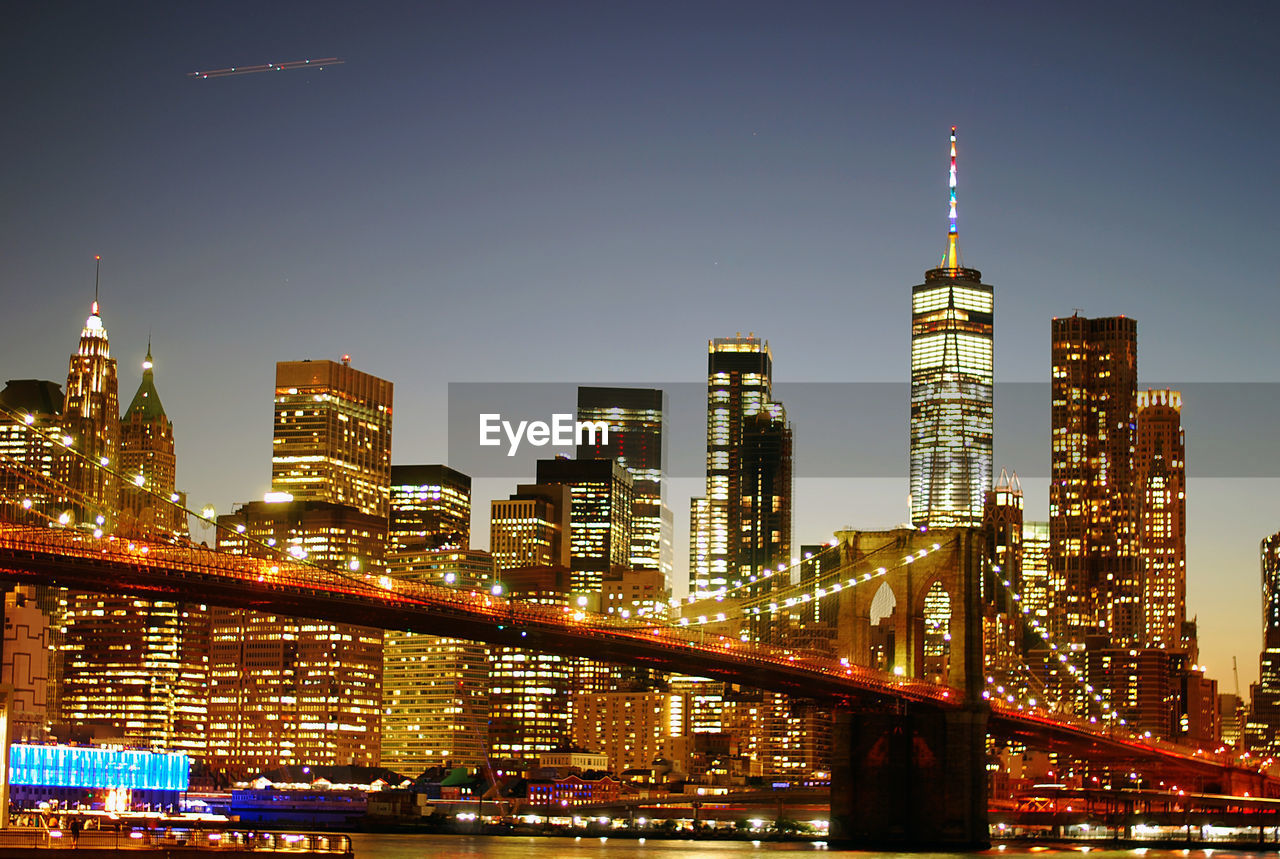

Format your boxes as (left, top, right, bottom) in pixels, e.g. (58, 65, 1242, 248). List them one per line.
(347, 833, 1271, 858)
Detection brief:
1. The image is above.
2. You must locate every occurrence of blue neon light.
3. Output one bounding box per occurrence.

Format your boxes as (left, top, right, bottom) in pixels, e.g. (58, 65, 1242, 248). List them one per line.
(9, 744, 189, 791)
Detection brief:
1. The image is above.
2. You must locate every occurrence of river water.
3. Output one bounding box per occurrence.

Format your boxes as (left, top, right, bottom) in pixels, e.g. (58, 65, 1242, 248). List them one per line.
(346, 833, 1267, 858)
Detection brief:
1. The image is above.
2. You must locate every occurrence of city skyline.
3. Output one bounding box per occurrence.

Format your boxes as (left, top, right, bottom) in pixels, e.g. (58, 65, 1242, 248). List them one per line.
(2, 0, 1278, 698)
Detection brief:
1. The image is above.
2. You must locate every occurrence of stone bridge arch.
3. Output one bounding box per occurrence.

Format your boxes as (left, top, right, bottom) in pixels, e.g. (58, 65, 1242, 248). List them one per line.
(834, 526, 984, 696)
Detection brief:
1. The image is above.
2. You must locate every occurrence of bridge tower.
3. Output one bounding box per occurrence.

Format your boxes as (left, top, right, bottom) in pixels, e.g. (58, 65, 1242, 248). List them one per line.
(828, 526, 990, 848)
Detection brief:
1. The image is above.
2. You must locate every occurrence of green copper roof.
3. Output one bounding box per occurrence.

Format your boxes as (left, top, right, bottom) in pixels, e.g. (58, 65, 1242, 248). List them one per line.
(124, 349, 167, 421)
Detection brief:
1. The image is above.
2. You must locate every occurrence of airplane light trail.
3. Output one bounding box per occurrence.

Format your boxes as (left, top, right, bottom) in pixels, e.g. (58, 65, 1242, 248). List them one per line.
(188, 58, 343, 79)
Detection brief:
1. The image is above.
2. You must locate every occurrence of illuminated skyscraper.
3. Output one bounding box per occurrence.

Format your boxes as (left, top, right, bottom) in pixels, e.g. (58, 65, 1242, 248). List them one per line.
(58, 260, 119, 526)
(271, 358, 393, 518)
(1136, 390, 1186, 649)
(61, 344, 209, 758)
(576, 387, 673, 588)
(210, 357, 392, 774)
(910, 128, 994, 529)
(536, 457, 634, 596)
(381, 548, 492, 770)
(210, 500, 385, 773)
(118, 346, 186, 538)
(1049, 314, 1139, 645)
(981, 470, 1023, 680)
(694, 334, 790, 598)
(1246, 532, 1280, 754)
(0, 380, 64, 517)
(487, 565, 574, 768)
(489, 483, 571, 571)
(389, 464, 471, 552)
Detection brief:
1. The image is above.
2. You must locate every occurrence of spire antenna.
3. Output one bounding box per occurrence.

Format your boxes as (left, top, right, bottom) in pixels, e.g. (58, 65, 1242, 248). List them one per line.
(93, 255, 101, 312)
(944, 127, 959, 270)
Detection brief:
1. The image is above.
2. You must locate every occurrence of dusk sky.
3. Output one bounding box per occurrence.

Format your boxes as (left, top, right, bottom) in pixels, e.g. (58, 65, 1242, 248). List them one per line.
(2, 2, 1277, 686)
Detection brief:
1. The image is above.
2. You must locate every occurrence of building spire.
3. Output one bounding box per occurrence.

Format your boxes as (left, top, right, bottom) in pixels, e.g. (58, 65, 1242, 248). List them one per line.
(93, 254, 101, 314)
(943, 127, 959, 270)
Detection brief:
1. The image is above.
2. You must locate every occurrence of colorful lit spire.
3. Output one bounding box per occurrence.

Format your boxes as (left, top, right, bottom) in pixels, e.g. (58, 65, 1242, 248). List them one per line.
(944, 127, 958, 270)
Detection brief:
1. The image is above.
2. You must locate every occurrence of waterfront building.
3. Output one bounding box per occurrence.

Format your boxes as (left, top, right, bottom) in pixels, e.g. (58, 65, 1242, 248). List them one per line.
(210, 357, 392, 774)
(381, 548, 492, 771)
(576, 386, 673, 588)
(535, 457, 634, 597)
(909, 128, 993, 529)
(210, 499, 385, 773)
(487, 565, 574, 768)
(1136, 390, 1187, 650)
(389, 464, 470, 552)
(1049, 314, 1140, 645)
(570, 690, 686, 774)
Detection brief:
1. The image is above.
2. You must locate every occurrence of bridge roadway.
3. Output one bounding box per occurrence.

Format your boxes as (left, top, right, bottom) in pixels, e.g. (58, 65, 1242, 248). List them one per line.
(0, 522, 1255, 784)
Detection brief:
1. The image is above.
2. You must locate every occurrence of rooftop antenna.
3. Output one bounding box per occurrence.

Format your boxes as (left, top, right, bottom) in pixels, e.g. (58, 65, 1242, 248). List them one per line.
(93, 255, 101, 311)
(942, 127, 959, 270)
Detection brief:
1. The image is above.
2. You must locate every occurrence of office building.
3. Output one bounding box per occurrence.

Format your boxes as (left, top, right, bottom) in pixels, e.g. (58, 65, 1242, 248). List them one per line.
(388, 464, 471, 552)
(571, 690, 686, 775)
(487, 565, 574, 768)
(0, 380, 64, 519)
(981, 470, 1023, 679)
(3, 589, 49, 742)
(1247, 531, 1280, 754)
(271, 358, 393, 518)
(58, 276, 119, 526)
(118, 346, 186, 538)
(694, 334, 792, 599)
(210, 357, 392, 775)
(576, 386, 673, 587)
(210, 499, 385, 773)
(490, 483, 571, 571)
(1049, 314, 1140, 645)
(909, 128, 994, 529)
(535, 457, 633, 597)
(381, 548, 492, 771)
(1136, 390, 1187, 650)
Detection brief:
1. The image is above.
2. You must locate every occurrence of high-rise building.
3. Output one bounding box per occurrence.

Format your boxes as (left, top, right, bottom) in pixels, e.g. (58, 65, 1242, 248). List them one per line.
(1136, 390, 1187, 650)
(58, 271, 119, 527)
(909, 128, 994, 530)
(571, 690, 686, 775)
(389, 464, 471, 552)
(0, 380, 64, 518)
(271, 358, 393, 518)
(694, 334, 792, 599)
(1247, 531, 1280, 754)
(210, 357, 392, 775)
(118, 346, 186, 538)
(535, 458, 634, 597)
(210, 499, 385, 773)
(487, 565, 574, 768)
(1021, 522, 1051, 635)
(3, 589, 49, 742)
(576, 387, 673, 588)
(1049, 314, 1139, 645)
(381, 548, 492, 771)
(61, 344, 209, 758)
(982, 470, 1023, 681)
(490, 483, 571, 572)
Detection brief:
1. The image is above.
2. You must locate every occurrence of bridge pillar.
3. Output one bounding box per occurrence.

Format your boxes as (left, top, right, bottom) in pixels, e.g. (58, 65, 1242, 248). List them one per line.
(829, 703, 988, 848)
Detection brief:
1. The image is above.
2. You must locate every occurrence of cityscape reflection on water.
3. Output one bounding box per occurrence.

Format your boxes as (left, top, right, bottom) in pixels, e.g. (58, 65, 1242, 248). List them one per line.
(346, 834, 1271, 858)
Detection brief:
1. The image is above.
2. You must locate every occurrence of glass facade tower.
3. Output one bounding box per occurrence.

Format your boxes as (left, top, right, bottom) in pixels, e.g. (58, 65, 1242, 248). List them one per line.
(909, 129, 993, 529)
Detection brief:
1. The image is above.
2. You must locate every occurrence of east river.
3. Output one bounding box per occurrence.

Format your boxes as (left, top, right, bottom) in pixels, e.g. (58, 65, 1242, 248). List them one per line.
(346, 834, 1272, 858)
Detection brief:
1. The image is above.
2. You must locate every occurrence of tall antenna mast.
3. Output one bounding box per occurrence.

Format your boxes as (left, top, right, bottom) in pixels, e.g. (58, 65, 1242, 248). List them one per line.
(944, 127, 959, 270)
(93, 254, 101, 311)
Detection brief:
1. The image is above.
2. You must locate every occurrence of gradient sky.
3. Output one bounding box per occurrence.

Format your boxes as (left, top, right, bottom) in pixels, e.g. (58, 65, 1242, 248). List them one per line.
(2, 1, 1277, 688)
